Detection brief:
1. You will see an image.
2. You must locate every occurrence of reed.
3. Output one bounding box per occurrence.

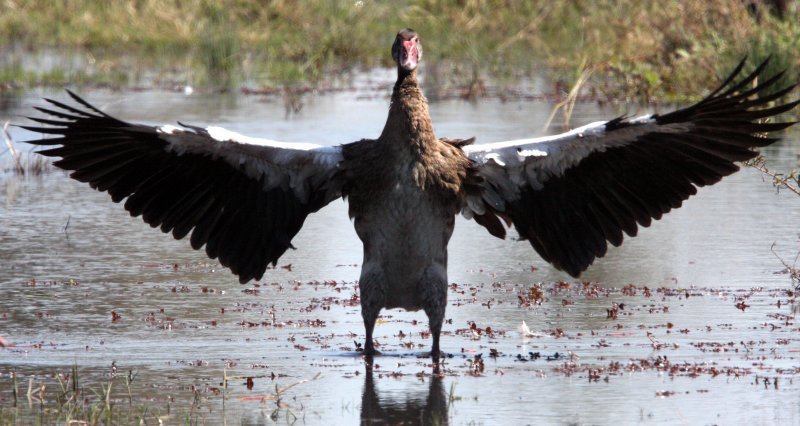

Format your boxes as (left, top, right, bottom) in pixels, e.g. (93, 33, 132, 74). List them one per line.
(0, 1, 797, 99)
(0, 365, 204, 425)
(2, 121, 50, 175)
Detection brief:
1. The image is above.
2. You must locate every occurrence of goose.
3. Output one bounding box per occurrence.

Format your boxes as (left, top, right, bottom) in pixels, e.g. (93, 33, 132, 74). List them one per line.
(23, 28, 798, 359)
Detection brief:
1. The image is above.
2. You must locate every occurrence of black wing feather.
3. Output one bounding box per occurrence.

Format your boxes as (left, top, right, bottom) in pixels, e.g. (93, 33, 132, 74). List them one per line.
(23, 93, 327, 283)
(506, 59, 797, 277)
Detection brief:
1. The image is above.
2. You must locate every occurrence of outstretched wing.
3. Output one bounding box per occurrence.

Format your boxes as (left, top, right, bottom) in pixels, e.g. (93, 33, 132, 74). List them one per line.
(463, 59, 798, 277)
(23, 90, 345, 283)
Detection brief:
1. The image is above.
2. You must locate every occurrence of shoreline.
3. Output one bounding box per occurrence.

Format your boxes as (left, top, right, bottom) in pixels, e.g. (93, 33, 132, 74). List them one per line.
(1, 1, 797, 103)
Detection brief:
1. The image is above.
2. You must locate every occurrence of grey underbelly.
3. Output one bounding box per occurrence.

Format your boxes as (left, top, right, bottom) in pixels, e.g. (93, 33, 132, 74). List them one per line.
(358, 223, 451, 311)
(351, 184, 457, 311)
(361, 258, 447, 311)
(383, 277, 422, 310)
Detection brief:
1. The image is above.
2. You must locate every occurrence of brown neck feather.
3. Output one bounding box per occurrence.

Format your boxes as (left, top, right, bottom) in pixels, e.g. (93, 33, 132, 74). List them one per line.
(380, 68, 435, 147)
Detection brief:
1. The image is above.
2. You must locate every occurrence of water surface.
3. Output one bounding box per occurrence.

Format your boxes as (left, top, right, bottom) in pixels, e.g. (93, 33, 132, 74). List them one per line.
(1, 86, 799, 425)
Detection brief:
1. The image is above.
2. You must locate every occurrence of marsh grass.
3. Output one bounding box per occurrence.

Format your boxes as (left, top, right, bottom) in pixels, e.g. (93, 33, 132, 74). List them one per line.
(0, 363, 249, 425)
(0, 0, 798, 99)
(195, 4, 240, 89)
(0, 363, 321, 425)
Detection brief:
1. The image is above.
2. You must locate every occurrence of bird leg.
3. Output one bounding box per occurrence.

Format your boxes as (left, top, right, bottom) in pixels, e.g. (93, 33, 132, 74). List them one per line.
(361, 308, 381, 357)
(425, 304, 444, 361)
(359, 272, 385, 358)
(420, 270, 447, 361)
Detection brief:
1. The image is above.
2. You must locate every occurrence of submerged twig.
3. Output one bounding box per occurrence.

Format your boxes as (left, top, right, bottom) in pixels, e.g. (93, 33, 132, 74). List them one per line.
(745, 155, 800, 196)
(238, 372, 321, 406)
(125, 369, 137, 406)
(12, 371, 18, 407)
(770, 242, 800, 291)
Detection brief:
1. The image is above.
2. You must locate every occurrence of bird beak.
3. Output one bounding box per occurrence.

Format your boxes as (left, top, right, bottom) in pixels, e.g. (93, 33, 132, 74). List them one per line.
(399, 40, 419, 71)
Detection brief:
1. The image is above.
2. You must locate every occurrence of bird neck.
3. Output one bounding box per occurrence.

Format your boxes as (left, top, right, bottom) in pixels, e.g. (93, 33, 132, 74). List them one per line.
(380, 68, 435, 148)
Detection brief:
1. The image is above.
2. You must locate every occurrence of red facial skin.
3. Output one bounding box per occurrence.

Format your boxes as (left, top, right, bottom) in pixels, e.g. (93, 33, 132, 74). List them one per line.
(399, 39, 419, 70)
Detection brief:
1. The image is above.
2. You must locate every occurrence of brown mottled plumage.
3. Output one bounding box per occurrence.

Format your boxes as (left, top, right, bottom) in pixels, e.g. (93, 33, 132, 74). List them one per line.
(341, 29, 474, 357)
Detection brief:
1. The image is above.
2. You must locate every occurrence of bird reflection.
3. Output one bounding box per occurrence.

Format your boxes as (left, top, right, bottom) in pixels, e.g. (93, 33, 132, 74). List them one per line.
(360, 368, 448, 425)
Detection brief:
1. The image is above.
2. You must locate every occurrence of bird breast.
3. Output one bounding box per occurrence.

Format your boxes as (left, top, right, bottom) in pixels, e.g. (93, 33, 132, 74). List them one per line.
(346, 143, 462, 255)
(342, 140, 468, 309)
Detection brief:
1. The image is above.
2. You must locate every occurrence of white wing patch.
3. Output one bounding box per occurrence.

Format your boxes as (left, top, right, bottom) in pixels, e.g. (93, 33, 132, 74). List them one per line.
(157, 124, 343, 203)
(461, 115, 693, 219)
(205, 126, 327, 151)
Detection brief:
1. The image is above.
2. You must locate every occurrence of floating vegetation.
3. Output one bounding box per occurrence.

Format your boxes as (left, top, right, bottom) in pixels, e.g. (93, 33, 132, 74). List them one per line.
(2, 269, 799, 424)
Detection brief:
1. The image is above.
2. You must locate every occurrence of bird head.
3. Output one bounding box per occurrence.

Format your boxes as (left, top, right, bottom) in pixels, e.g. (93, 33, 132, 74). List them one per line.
(392, 28, 422, 72)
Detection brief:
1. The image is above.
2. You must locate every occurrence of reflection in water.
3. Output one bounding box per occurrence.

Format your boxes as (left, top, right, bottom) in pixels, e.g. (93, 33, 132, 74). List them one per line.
(2, 89, 800, 425)
(361, 368, 448, 425)
(2, 175, 21, 207)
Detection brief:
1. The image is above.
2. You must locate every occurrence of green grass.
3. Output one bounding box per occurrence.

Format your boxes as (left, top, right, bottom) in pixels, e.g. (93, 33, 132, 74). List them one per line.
(0, 366, 179, 426)
(0, 366, 159, 425)
(0, 0, 798, 100)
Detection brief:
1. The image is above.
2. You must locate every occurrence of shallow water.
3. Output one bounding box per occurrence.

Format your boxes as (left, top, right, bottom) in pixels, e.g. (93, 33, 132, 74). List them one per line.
(1, 85, 799, 425)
